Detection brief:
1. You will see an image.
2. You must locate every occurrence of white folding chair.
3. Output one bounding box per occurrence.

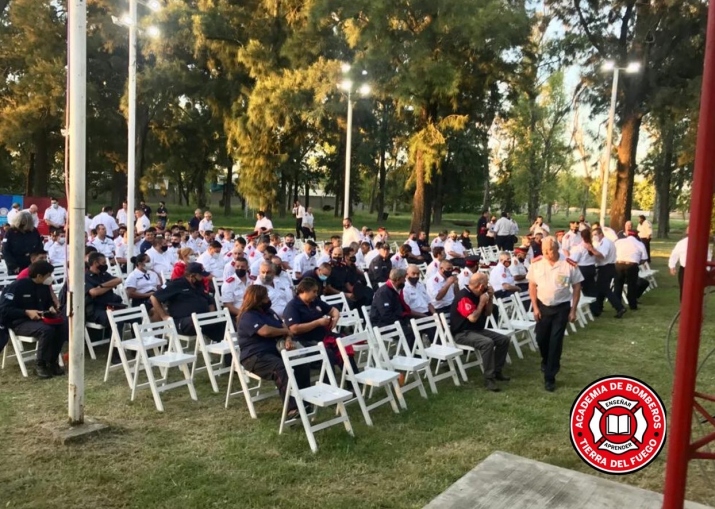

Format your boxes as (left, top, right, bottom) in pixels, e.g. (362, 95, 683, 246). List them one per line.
(373, 322, 436, 396)
(495, 296, 536, 359)
(104, 305, 155, 386)
(438, 313, 484, 373)
(2, 329, 39, 377)
(130, 319, 198, 412)
(279, 343, 354, 453)
(410, 315, 467, 385)
(191, 309, 233, 393)
(84, 321, 111, 360)
(337, 332, 405, 425)
(224, 332, 279, 416)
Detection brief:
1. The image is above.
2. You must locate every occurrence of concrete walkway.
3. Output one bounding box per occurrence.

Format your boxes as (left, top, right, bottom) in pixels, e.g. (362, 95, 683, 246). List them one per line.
(423, 451, 712, 509)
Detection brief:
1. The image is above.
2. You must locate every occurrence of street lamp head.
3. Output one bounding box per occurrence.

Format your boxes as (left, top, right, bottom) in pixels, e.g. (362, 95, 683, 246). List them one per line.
(625, 62, 641, 74)
(147, 0, 161, 11)
(340, 79, 353, 92)
(147, 25, 161, 38)
(341, 63, 351, 74)
(601, 60, 615, 72)
(358, 83, 371, 97)
(361, 70, 368, 76)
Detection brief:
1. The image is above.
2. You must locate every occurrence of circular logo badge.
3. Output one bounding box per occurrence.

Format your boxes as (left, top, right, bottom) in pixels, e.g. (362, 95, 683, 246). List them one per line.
(0, 207, 7, 217)
(569, 375, 667, 475)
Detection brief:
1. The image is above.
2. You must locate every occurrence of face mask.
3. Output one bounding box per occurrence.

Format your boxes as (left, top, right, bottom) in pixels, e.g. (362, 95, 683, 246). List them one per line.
(331, 258, 342, 265)
(286, 242, 294, 248)
(441, 270, 451, 278)
(212, 252, 220, 259)
(144, 261, 154, 270)
(309, 250, 316, 257)
(51, 203, 58, 209)
(260, 274, 274, 284)
(171, 242, 180, 248)
(236, 268, 247, 278)
(261, 300, 272, 312)
(43, 276, 54, 286)
(395, 282, 405, 290)
(188, 255, 197, 263)
(98, 264, 108, 273)
(407, 276, 420, 286)
(58, 238, 66, 245)
(160, 246, 168, 252)
(318, 274, 328, 282)
(274, 267, 282, 276)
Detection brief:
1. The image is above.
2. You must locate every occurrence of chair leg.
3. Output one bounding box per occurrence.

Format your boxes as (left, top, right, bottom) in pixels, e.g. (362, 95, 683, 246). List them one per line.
(455, 356, 468, 382)
(279, 393, 291, 434)
(179, 362, 198, 401)
(510, 334, 524, 359)
(337, 401, 354, 436)
(447, 358, 460, 386)
(385, 384, 400, 414)
(351, 379, 373, 426)
(84, 328, 98, 360)
(225, 364, 236, 409)
(393, 381, 408, 409)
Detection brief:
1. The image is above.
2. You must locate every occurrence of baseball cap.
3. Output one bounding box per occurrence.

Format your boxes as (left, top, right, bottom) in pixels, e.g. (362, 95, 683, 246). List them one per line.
(465, 255, 480, 267)
(186, 262, 210, 276)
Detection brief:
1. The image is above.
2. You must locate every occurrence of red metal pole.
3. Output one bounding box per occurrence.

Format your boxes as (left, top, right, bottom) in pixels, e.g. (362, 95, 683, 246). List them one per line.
(662, 1, 715, 506)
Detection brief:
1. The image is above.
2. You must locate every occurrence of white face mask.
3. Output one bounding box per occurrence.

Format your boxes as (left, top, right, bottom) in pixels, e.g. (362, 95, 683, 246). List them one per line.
(43, 276, 54, 286)
(51, 202, 58, 209)
(212, 252, 220, 259)
(144, 261, 154, 270)
(188, 255, 197, 263)
(58, 237, 66, 245)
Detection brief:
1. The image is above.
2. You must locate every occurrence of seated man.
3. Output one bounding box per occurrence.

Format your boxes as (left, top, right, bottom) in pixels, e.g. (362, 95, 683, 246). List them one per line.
(0, 261, 67, 378)
(368, 244, 392, 287)
(403, 264, 435, 317)
(298, 263, 332, 296)
(370, 268, 416, 347)
(510, 248, 529, 291)
(17, 250, 50, 280)
(292, 240, 318, 279)
(85, 252, 125, 327)
(197, 240, 225, 280)
(488, 252, 521, 298)
(220, 257, 252, 317)
(457, 255, 481, 290)
(247, 210, 274, 239)
(138, 227, 156, 254)
(426, 260, 459, 314)
(450, 272, 510, 392)
(325, 248, 368, 308)
(253, 261, 293, 317)
(150, 262, 224, 341)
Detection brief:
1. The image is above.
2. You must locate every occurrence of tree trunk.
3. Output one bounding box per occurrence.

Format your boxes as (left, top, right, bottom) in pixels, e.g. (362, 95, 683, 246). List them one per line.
(609, 112, 642, 230)
(27, 129, 50, 196)
(278, 173, 287, 218)
(223, 160, 233, 216)
(135, 105, 151, 203)
(410, 148, 433, 235)
(655, 127, 674, 238)
(111, 170, 127, 209)
(547, 202, 553, 223)
(26, 152, 35, 196)
(304, 182, 310, 208)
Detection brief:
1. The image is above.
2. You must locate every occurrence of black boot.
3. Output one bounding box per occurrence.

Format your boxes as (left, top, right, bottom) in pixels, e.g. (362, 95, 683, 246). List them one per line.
(49, 361, 65, 376)
(35, 361, 53, 379)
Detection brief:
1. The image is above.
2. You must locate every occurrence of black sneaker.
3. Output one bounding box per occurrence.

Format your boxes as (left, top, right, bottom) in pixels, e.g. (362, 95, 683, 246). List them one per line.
(49, 362, 65, 376)
(615, 309, 627, 319)
(35, 363, 53, 379)
(545, 381, 556, 392)
(494, 372, 510, 382)
(485, 379, 501, 392)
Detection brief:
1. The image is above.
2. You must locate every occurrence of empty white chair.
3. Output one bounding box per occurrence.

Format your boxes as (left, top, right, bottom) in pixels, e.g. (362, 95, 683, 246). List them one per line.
(104, 305, 154, 385)
(224, 332, 279, 416)
(84, 321, 111, 361)
(130, 319, 198, 412)
(279, 343, 354, 453)
(410, 315, 467, 385)
(336, 331, 405, 425)
(191, 309, 233, 393)
(372, 322, 435, 397)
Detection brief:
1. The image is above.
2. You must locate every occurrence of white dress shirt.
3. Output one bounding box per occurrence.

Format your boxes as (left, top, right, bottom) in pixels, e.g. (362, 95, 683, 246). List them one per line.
(510, 258, 528, 279)
(526, 258, 584, 306)
(90, 212, 119, 238)
(44, 205, 67, 228)
(125, 268, 160, 295)
(425, 272, 456, 309)
(278, 246, 297, 267)
(637, 220, 653, 239)
(363, 249, 380, 267)
(116, 208, 128, 226)
(403, 281, 431, 314)
(594, 237, 617, 266)
(135, 215, 151, 233)
(405, 240, 421, 257)
(255, 217, 274, 231)
(489, 263, 515, 291)
(390, 253, 407, 271)
(458, 268, 476, 290)
(426, 259, 441, 278)
(495, 217, 512, 236)
(561, 231, 583, 253)
(198, 219, 214, 233)
(91, 236, 116, 258)
(146, 247, 174, 276)
(510, 220, 519, 236)
(615, 236, 648, 264)
(444, 239, 465, 260)
(23, 209, 40, 227)
(342, 226, 362, 248)
(668, 238, 688, 269)
(197, 251, 225, 279)
(48, 242, 66, 265)
(601, 226, 619, 243)
(301, 213, 314, 229)
(253, 279, 292, 316)
(6, 208, 19, 225)
(430, 237, 445, 250)
(221, 275, 251, 308)
(568, 243, 596, 267)
(293, 252, 317, 276)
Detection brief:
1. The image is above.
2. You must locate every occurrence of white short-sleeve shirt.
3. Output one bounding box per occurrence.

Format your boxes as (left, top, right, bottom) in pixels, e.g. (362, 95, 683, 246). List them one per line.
(403, 281, 431, 314)
(526, 258, 584, 306)
(220, 276, 251, 308)
(44, 206, 67, 227)
(125, 268, 160, 294)
(489, 263, 515, 290)
(425, 272, 455, 309)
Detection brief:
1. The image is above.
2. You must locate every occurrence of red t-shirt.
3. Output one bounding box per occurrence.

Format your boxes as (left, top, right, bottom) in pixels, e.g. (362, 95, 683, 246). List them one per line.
(17, 267, 30, 280)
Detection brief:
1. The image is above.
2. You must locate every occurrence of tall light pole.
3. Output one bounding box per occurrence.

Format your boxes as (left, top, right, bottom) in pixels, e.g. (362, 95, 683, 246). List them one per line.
(113, 0, 160, 272)
(599, 60, 641, 227)
(339, 64, 370, 219)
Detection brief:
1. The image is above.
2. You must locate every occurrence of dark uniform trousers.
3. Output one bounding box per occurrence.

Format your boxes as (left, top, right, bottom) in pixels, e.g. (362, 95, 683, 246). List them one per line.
(241, 352, 310, 411)
(496, 235, 512, 251)
(593, 264, 619, 315)
(678, 266, 685, 301)
(614, 262, 640, 310)
(641, 238, 651, 263)
(13, 319, 67, 364)
(578, 265, 597, 298)
(454, 329, 509, 379)
(535, 301, 570, 383)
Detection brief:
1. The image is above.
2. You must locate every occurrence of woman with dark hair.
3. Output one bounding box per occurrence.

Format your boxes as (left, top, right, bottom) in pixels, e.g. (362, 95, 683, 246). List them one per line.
(568, 228, 598, 297)
(125, 253, 161, 313)
(236, 285, 311, 419)
(1, 211, 43, 274)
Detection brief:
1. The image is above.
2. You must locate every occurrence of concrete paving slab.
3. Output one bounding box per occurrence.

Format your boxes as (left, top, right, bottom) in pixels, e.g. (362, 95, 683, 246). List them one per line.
(41, 417, 109, 445)
(423, 451, 712, 509)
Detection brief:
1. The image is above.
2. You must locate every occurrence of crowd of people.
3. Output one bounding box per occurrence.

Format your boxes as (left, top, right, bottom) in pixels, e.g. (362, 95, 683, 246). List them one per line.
(0, 202, 673, 399)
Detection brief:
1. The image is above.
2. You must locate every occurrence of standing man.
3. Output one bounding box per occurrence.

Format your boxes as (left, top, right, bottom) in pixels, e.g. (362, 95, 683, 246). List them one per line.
(666, 226, 710, 301)
(494, 212, 513, 251)
(341, 217, 362, 248)
(189, 209, 202, 231)
(590, 227, 619, 317)
(6, 203, 21, 225)
(614, 230, 648, 313)
(157, 201, 169, 230)
(135, 208, 151, 234)
(637, 215, 652, 263)
(43, 197, 67, 234)
(292, 200, 305, 239)
(450, 272, 510, 392)
(116, 200, 129, 226)
(90, 206, 120, 239)
(477, 210, 489, 247)
(140, 200, 152, 219)
(527, 236, 583, 392)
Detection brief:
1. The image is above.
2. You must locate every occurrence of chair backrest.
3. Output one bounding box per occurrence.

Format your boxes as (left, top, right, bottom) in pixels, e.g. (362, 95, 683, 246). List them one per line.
(336, 331, 374, 376)
(192, 309, 232, 343)
(321, 292, 349, 312)
(361, 305, 374, 332)
(132, 318, 181, 353)
(416, 263, 428, 278)
(108, 263, 123, 280)
(107, 305, 150, 343)
(494, 298, 515, 331)
(161, 270, 172, 286)
(281, 343, 338, 388)
(373, 322, 412, 359)
(212, 278, 223, 309)
(410, 315, 444, 351)
(437, 313, 458, 347)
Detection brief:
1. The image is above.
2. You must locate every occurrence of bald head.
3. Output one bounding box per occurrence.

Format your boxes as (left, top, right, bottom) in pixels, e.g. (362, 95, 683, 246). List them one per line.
(468, 272, 488, 294)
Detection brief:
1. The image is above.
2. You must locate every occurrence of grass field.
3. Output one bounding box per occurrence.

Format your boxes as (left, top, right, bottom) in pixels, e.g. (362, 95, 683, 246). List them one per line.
(2, 219, 713, 508)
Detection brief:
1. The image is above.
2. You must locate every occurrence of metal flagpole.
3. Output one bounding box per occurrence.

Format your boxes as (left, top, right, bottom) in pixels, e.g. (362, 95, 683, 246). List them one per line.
(126, 0, 138, 273)
(67, 0, 87, 424)
(343, 90, 353, 220)
(600, 68, 619, 228)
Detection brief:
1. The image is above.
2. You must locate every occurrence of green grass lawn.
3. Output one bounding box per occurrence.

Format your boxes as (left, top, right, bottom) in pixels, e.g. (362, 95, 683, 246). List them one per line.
(2, 238, 713, 508)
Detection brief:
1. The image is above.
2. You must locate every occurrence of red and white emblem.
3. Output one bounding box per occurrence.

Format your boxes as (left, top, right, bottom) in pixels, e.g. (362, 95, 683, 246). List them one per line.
(570, 375, 666, 475)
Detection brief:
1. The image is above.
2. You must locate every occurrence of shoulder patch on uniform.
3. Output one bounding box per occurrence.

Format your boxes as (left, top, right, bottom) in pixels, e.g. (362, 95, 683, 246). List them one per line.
(3, 293, 13, 300)
(502, 273, 507, 278)
(225, 276, 235, 283)
(566, 258, 578, 267)
(434, 276, 439, 282)
(282, 247, 288, 252)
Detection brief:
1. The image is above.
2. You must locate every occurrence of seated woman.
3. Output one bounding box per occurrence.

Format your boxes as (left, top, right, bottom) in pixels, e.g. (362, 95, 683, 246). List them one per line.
(171, 248, 196, 280)
(236, 285, 310, 419)
(125, 254, 161, 318)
